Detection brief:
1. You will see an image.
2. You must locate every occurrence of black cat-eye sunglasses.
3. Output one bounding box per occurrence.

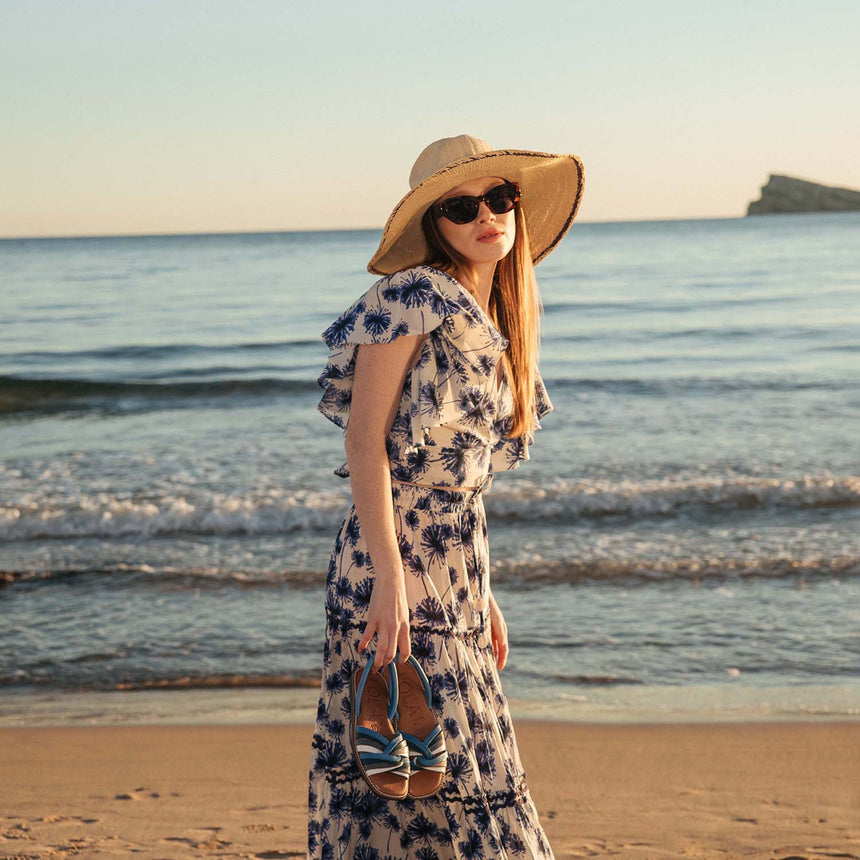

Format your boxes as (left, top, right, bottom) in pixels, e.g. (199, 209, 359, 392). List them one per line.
(430, 181, 521, 225)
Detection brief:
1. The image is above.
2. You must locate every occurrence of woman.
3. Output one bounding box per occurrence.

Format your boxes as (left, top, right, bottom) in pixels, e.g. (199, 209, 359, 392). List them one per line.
(308, 134, 585, 859)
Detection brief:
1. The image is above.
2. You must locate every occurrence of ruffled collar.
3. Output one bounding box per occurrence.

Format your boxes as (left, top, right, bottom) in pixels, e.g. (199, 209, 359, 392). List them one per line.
(417, 265, 510, 350)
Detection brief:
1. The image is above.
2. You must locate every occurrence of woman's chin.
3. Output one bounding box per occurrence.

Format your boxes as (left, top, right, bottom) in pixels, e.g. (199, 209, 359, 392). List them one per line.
(463, 242, 513, 266)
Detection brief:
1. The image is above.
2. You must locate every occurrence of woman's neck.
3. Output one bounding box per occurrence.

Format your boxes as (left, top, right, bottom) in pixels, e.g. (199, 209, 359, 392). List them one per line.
(456, 261, 497, 313)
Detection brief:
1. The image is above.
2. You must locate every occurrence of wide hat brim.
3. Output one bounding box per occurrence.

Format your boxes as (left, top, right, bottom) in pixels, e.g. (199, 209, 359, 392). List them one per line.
(367, 148, 585, 276)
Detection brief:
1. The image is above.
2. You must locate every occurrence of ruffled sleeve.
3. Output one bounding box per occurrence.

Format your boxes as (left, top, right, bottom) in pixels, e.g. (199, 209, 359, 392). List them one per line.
(488, 370, 554, 472)
(317, 266, 509, 444)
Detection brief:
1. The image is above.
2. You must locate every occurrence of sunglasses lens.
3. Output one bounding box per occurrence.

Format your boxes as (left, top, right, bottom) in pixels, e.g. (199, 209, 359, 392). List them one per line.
(486, 183, 519, 214)
(440, 197, 479, 224)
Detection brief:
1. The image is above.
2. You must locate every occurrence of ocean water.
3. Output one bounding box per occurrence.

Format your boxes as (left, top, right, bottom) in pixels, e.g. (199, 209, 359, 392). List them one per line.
(1, 212, 859, 726)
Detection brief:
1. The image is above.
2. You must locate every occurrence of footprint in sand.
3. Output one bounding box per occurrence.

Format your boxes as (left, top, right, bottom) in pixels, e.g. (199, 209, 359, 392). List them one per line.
(52, 835, 103, 853)
(811, 852, 860, 858)
(566, 839, 618, 858)
(254, 852, 305, 859)
(161, 835, 233, 850)
(114, 786, 161, 800)
(3, 814, 101, 837)
(776, 853, 860, 859)
(36, 814, 100, 824)
(1, 821, 33, 839)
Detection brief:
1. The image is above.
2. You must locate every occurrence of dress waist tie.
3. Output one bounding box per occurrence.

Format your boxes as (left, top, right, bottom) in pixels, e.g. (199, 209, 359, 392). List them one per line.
(390, 474, 493, 503)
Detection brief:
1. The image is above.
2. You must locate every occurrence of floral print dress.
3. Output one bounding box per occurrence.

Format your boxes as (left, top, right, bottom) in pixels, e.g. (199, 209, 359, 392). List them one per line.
(308, 264, 555, 859)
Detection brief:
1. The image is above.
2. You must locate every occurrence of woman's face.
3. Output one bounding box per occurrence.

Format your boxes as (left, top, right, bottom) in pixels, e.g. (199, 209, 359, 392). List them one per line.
(433, 176, 516, 266)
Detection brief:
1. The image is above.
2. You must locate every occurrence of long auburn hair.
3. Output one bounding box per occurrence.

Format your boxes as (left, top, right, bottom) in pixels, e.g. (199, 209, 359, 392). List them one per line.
(420, 195, 541, 439)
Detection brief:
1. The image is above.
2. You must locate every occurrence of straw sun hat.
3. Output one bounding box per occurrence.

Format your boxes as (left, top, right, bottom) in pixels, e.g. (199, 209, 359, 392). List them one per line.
(367, 134, 585, 275)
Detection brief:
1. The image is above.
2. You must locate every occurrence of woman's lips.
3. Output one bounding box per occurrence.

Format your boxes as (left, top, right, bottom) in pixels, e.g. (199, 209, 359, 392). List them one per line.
(476, 230, 504, 242)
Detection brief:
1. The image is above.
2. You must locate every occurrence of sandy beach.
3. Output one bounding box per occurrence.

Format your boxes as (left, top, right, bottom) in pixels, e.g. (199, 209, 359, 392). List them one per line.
(1, 719, 858, 859)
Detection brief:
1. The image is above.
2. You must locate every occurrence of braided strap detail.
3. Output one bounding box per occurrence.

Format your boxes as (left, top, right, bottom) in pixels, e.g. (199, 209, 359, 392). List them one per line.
(401, 724, 448, 773)
(354, 726, 411, 778)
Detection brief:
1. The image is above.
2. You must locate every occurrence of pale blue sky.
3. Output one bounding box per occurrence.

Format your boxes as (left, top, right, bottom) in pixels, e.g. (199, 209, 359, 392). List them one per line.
(2, 0, 858, 237)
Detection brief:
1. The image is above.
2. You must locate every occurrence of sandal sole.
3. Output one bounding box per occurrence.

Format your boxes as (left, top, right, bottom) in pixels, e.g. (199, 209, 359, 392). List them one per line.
(349, 664, 409, 801)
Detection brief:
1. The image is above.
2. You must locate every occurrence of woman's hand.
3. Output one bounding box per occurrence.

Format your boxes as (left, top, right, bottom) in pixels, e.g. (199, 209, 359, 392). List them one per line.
(488, 590, 509, 671)
(359, 569, 411, 670)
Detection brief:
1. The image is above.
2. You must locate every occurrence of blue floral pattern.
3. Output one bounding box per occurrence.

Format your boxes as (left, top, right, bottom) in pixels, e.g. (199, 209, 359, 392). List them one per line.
(309, 265, 555, 858)
(317, 265, 552, 486)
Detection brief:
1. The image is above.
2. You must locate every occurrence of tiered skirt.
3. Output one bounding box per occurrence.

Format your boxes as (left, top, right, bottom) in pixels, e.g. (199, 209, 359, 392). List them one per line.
(307, 482, 555, 859)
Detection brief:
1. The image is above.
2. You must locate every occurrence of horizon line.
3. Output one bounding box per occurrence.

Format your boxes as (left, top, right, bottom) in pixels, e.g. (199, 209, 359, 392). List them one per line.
(0, 212, 761, 242)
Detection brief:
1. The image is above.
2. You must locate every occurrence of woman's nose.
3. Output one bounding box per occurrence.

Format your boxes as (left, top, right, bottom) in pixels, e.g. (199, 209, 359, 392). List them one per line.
(477, 201, 496, 222)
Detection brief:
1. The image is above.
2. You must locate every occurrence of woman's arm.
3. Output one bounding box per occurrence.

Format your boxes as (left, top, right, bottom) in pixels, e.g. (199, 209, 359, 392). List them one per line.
(348, 333, 427, 671)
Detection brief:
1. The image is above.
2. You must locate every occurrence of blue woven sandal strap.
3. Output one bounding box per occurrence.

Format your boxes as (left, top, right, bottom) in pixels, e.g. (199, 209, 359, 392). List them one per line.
(354, 729, 411, 777)
(356, 649, 399, 724)
(401, 726, 447, 769)
(355, 651, 375, 712)
(355, 725, 401, 747)
(386, 659, 399, 722)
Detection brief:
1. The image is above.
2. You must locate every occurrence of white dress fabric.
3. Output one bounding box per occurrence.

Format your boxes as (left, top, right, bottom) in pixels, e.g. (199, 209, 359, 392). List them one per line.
(308, 264, 555, 859)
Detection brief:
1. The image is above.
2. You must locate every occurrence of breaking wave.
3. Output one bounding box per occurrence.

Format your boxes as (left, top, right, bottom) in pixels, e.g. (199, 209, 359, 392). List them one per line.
(2, 474, 857, 541)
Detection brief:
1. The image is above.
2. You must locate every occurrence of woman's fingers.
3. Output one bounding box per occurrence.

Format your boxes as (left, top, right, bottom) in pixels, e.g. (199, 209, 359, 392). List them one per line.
(396, 625, 411, 663)
(489, 598, 509, 670)
(361, 570, 410, 668)
(358, 619, 377, 655)
(361, 601, 411, 669)
(491, 628, 508, 671)
(367, 624, 410, 669)
(373, 631, 391, 670)
(497, 638, 508, 671)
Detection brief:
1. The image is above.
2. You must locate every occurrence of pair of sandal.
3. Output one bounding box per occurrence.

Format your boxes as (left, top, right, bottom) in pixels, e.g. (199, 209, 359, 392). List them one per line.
(349, 649, 447, 801)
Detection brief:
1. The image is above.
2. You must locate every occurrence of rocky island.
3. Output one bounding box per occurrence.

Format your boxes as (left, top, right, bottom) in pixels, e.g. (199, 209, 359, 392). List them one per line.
(747, 174, 860, 215)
